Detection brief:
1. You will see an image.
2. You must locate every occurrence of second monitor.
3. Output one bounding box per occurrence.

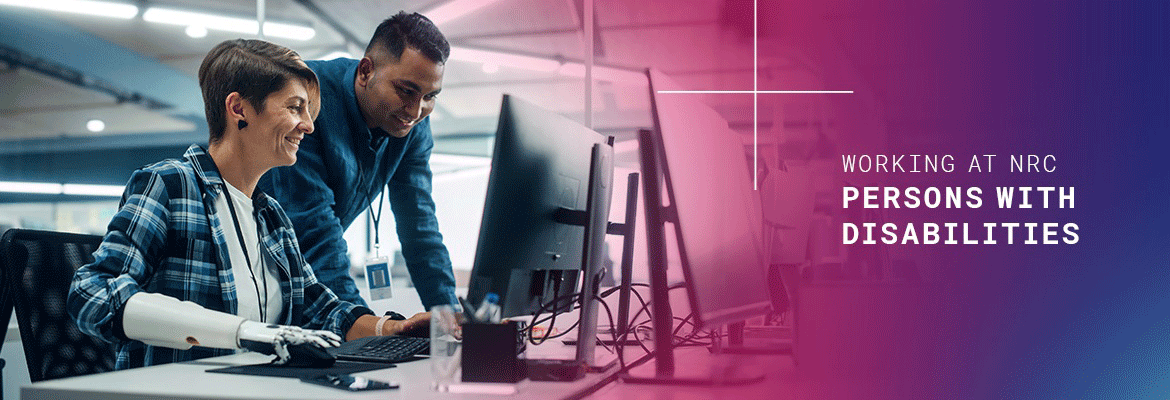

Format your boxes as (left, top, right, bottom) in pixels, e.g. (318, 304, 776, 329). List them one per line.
(467, 95, 614, 328)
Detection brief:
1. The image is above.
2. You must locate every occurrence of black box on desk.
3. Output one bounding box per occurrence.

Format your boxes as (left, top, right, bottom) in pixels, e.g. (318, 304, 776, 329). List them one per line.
(461, 321, 526, 383)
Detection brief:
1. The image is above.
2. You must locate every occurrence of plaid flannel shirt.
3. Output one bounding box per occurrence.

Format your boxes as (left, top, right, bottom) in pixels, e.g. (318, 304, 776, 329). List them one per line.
(68, 145, 372, 369)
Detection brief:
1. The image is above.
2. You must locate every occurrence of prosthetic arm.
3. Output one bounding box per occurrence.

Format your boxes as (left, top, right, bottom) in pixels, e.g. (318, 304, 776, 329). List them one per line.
(122, 292, 341, 364)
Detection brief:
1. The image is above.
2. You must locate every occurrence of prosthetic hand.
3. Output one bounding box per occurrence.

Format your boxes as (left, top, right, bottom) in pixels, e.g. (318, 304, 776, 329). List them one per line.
(122, 292, 341, 364)
(237, 321, 341, 364)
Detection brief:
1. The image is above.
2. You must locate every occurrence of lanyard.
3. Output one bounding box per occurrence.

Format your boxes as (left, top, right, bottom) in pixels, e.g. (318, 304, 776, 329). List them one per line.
(367, 187, 387, 256)
(224, 190, 268, 323)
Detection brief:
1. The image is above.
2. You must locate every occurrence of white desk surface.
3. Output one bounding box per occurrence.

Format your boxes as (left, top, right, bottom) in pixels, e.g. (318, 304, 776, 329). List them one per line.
(22, 351, 619, 400)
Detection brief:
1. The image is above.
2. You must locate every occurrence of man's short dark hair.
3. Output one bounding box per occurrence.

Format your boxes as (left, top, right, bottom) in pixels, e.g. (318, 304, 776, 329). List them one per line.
(366, 11, 450, 64)
(198, 39, 320, 143)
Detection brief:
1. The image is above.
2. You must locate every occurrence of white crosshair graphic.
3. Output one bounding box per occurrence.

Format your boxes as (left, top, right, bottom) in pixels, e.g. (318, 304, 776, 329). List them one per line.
(655, 0, 854, 190)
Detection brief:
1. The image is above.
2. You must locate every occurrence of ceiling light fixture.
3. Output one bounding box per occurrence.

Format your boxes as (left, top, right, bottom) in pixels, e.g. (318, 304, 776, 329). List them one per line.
(0, 0, 138, 19)
(62, 183, 126, 196)
(0, 181, 63, 195)
(449, 46, 560, 73)
(85, 118, 105, 132)
(185, 25, 208, 38)
(424, 0, 502, 25)
(143, 7, 315, 41)
(0, 181, 124, 197)
(86, 119, 105, 132)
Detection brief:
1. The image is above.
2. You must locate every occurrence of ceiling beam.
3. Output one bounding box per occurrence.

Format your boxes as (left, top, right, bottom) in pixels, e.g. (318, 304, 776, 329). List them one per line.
(291, 0, 366, 49)
(0, 10, 203, 118)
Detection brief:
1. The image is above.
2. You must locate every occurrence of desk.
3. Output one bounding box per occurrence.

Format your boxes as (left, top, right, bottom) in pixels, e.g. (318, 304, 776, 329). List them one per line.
(594, 348, 794, 399)
(22, 351, 619, 400)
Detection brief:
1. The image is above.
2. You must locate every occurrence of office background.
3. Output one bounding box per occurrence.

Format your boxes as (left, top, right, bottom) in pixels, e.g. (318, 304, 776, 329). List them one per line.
(1, 0, 840, 397)
(3, 0, 1170, 399)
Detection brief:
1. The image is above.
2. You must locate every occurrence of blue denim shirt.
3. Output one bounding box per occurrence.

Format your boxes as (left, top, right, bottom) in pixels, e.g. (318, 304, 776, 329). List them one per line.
(258, 58, 457, 309)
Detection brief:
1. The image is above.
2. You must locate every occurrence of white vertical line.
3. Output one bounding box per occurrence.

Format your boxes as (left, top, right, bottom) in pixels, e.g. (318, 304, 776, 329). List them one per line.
(257, 0, 265, 38)
(585, 0, 594, 130)
(753, 0, 758, 190)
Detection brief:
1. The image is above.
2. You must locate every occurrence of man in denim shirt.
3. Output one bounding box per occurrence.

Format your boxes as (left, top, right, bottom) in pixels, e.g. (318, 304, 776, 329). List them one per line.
(259, 12, 456, 309)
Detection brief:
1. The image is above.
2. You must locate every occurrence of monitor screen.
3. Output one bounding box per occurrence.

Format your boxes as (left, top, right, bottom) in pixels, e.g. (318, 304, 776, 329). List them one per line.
(647, 69, 772, 328)
(468, 95, 614, 319)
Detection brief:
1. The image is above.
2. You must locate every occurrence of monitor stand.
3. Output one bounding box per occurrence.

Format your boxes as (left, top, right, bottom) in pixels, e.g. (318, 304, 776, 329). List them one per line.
(620, 129, 766, 386)
(546, 166, 639, 377)
(585, 171, 641, 373)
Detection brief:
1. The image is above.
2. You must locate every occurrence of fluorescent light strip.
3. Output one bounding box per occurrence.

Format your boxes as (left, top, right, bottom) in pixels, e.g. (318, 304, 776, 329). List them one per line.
(0, 181, 124, 197)
(0, 181, 63, 195)
(425, 0, 502, 25)
(449, 46, 561, 73)
(0, 0, 138, 19)
(63, 184, 125, 197)
(143, 7, 315, 41)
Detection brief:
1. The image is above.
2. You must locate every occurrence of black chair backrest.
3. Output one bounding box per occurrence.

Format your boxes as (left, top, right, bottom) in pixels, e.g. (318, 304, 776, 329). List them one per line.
(1, 228, 10, 400)
(1, 229, 12, 344)
(0, 229, 115, 382)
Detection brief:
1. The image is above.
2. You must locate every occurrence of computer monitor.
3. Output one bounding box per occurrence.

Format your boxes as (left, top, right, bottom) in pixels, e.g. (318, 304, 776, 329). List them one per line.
(625, 69, 772, 384)
(467, 95, 614, 365)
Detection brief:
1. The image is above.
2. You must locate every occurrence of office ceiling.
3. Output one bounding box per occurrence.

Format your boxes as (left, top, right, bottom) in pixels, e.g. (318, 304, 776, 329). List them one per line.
(0, 0, 905, 196)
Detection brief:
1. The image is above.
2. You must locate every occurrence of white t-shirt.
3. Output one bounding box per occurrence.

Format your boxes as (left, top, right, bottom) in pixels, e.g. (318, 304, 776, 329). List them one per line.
(216, 181, 283, 324)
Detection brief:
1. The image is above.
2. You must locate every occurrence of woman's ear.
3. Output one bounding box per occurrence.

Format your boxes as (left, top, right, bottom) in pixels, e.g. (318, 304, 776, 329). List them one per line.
(225, 92, 247, 130)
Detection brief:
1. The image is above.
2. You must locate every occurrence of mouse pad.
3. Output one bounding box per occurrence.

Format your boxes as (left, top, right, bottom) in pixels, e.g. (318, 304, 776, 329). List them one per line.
(206, 361, 393, 378)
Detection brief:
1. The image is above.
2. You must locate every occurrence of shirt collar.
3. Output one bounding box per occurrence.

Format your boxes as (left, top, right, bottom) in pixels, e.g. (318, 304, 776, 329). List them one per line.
(184, 144, 273, 211)
(184, 144, 223, 188)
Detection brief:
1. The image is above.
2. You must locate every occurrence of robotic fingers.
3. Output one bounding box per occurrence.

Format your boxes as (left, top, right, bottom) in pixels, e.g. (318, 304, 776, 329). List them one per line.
(238, 321, 341, 365)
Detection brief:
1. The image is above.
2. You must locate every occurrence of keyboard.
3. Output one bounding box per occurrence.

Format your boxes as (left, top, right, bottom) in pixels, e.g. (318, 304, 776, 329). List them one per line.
(328, 335, 431, 364)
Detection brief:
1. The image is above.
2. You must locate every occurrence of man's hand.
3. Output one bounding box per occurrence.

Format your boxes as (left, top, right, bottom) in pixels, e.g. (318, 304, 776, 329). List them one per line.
(380, 312, 431, 337)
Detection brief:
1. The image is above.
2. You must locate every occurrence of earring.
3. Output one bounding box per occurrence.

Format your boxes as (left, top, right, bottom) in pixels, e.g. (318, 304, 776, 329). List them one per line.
(237, 120, 248, 130)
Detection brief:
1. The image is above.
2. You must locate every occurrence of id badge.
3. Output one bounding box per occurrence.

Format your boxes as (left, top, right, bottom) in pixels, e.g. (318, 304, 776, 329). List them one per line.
(365, 256, 393, 301)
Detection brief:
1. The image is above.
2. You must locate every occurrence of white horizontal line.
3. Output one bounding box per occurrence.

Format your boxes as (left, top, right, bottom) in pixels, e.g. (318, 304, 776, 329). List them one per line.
(657, 90, 854, 94)
(0, 181, 124, 196)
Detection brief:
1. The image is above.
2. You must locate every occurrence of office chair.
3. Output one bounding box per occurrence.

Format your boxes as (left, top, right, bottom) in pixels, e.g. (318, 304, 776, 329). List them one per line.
(0, 229, 115, 382)
(1, 230, 11, 399)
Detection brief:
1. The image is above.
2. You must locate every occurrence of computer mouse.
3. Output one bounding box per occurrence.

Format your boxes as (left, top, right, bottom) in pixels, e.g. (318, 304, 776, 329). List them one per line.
(282, 342, 337, 368)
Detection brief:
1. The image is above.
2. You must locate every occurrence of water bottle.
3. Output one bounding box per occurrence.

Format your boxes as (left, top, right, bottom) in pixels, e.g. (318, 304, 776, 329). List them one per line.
(473, 293, 502, 323)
